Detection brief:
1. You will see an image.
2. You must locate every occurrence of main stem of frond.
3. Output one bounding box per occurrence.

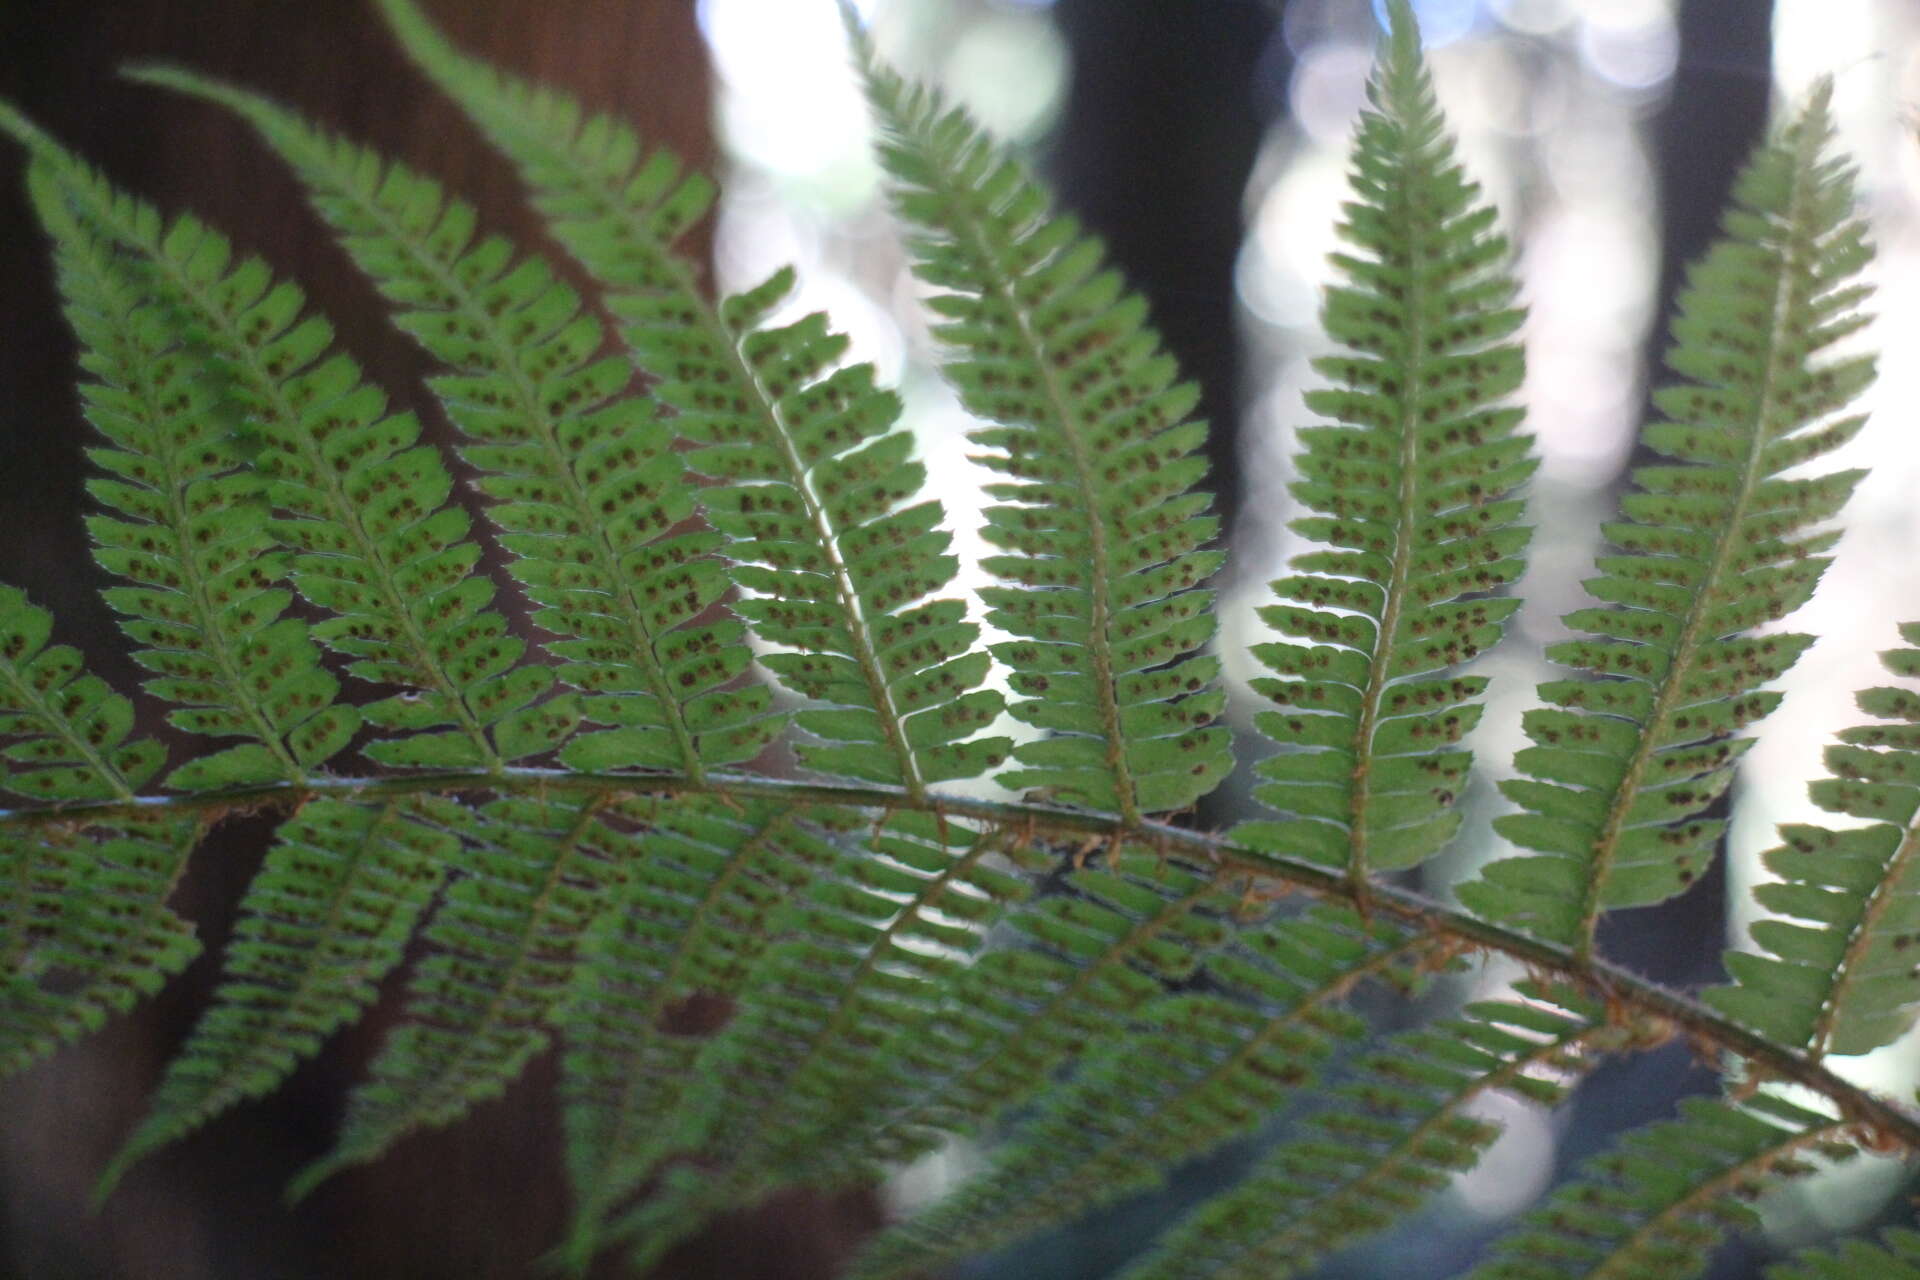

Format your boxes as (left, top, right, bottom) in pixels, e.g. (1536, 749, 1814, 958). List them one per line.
(12, 766, 1920, 1157)
(1572, 126, 1817, 965)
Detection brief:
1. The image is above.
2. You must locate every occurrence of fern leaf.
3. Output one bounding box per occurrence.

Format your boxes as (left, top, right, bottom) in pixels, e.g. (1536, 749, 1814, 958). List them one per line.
(20, 154, 357, 788)
(1467, 1093, 1854, 1280)
(1235, 0, 1530, 890)
(1705, 622, 1920, 1056)
(590, 813, 1035, 1264)
(140, 69, 781, 776)
(553, 796, 853, 1269)
(376, 0, 1006, 796)
(83, 72, 587, 772)
(844, 906, 1438, 1280)
(289, 791, 627, 1197)
(772, 853, 1237, 1193)
(1771, 1227, 1920, 1280)
(1, 814, 199, 1078)
(1122, 988, 1606, 1280)
(0, 585, 161, 802)
(1461, 80, 1875, 953)
(100, 797, 453, 1194)
(0, 587, 195, 1076)
(850, 22, 1230, 821)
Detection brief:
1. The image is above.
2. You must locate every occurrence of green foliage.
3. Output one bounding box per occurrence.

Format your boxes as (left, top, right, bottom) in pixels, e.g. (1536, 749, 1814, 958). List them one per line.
(1230, 0, 1530, 890)
(0, 1, 1914, 1277)
(1124, 987, 1611, 1280)
(1466, 1094, 1856, 1279)
(846, 904, 1441, 1280)
(851, 16, 1231, 821)
(1771, 1227, 1920, 1280)
(1706, 625, 1920, 1057)
(101, 796, 451, 1195)
(1458, 80, 1874, 956)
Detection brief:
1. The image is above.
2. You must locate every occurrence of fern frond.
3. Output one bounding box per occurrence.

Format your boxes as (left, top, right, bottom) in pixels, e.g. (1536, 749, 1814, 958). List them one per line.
(1461, 81, 1874, 953)
(289, 790, 626, 1197)
(0, 585, 161, 802)
(1468, 1093, 1854, 1280)
(1122, 988, 1607, 1280)
(140, 68, 774, 776)
(376, 0, 1007, 797)
(20, 154, 357, 789)
(1, 814, 199, 1077)
(850, 22, 1231, 822)
(844, 906, 1439, 1280)
(772, 853, 1237, 1193)
(592, 813, 1033, 1265)
(1706, 622, 1920, 1056)
(1236, 0, 1530, 891)
(100, 797, 453, 1194)
(553, 796, 854, 1269)
(1771, 1227, 1920, 1280)
(81, 70, 601, 773)
(0, 588, 196, 1074)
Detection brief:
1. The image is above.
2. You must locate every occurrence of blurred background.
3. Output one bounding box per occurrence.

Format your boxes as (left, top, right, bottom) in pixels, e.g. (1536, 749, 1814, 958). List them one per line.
(4, 0, 1920, 1276)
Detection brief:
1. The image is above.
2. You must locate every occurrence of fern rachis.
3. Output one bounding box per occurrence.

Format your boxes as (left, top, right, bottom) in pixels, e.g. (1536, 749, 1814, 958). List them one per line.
(2, 2, 1919, 1277)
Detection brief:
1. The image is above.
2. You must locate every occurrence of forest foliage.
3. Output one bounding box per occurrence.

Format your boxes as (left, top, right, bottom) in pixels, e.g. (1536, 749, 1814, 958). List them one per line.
(1, 1, 1917, 1276)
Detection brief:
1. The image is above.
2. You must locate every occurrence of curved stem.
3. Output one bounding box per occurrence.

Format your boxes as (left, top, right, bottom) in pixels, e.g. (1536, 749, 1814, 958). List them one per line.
(7, 767, 1919, 1153)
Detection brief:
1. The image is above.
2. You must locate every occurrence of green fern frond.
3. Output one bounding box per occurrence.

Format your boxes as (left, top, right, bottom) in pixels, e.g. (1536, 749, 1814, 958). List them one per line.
(1468, 1093, 1854, 1280)
(3, 10, 1918, 1277)
(290, 790, 627, 1197)
(850, 21, 1231, 822)
(1123, 987, 1607, 1280)
(376, 0, 1007, 797)
(770, 853, 1237, 1193)
(554, 796, 854, 1268)
(844, 905, 1439, 1280)
(140, 68, 782, 776)
(0, 589, 196, 1072)
(0, 585, 161, 801)
(1236, 0, 1530, 891)
(1707, 622, 1920, 1056)
(54, 100, 570, 774)
(100, 796, 451, 1193)
(1, 814, 199, 1076)
(1461, 80, 1875, 954)
(20, 154, 358, 789)
(1771, 1227, 1920, 1280)
(591, 813, 1032, 1265)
